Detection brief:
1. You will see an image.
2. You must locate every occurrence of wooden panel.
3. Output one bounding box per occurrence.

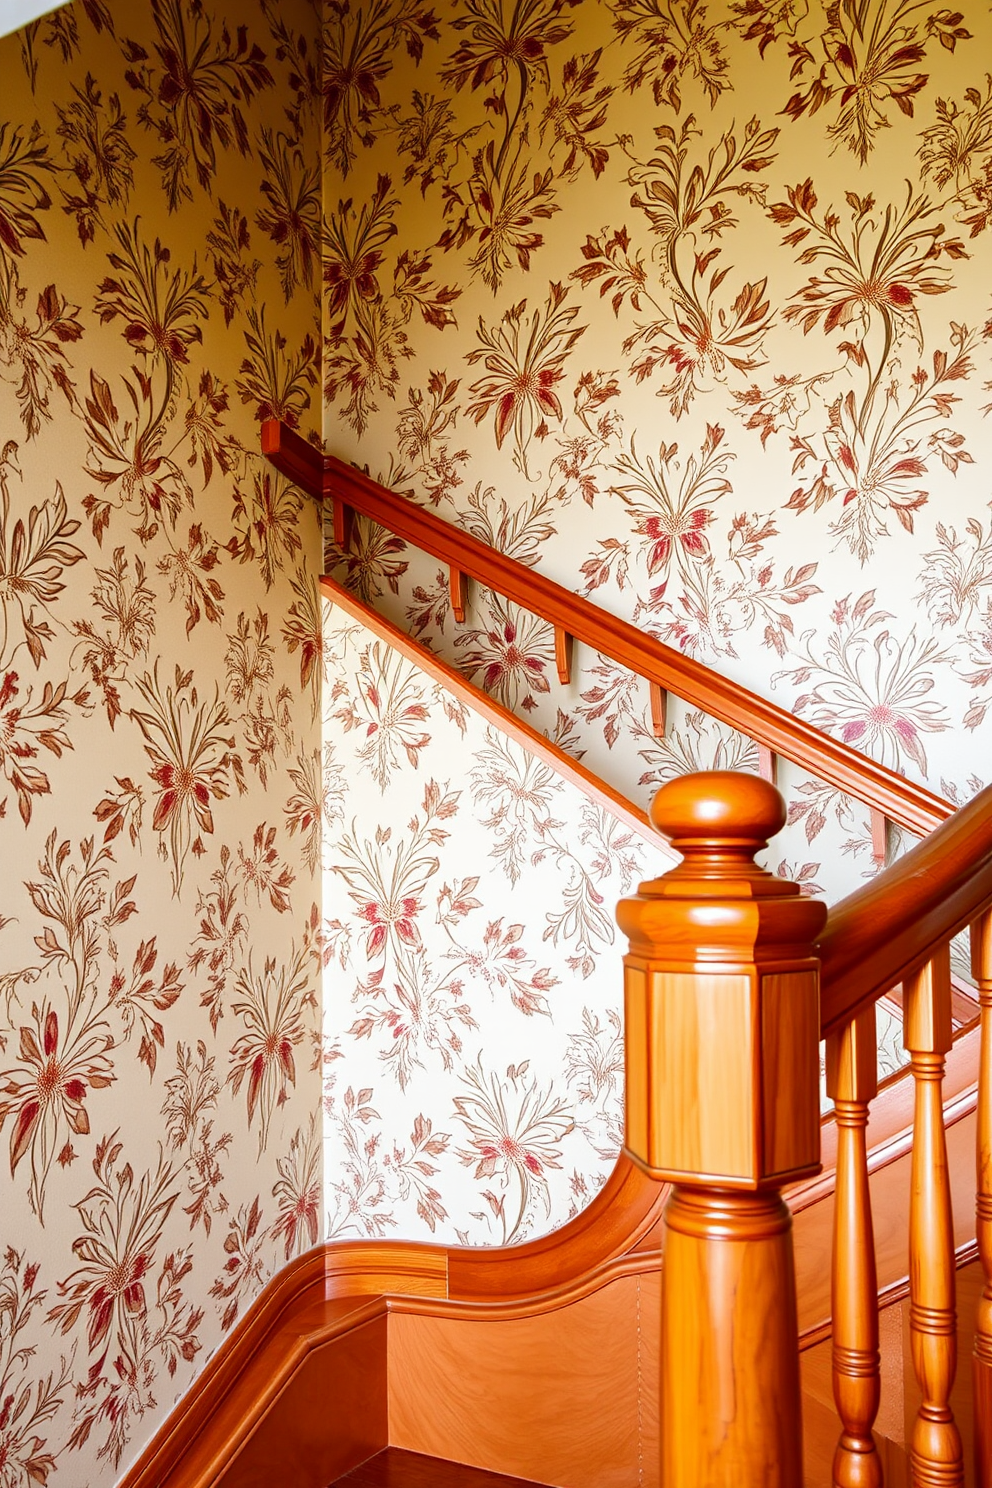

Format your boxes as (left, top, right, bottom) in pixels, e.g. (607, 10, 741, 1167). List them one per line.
(334, 1448, 551, 1486)
(639, 971, 755, 1181)
(216, 1315, 388, 1488)
(762, 971, 820, 1178)
(388, 1274, 659, 1488)
(624, 965, 650, 1166)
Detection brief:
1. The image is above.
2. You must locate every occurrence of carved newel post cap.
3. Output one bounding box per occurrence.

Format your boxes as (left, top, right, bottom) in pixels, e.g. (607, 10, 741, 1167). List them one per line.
(650, 770, 786, 861)
(621, 770, 824, 1188)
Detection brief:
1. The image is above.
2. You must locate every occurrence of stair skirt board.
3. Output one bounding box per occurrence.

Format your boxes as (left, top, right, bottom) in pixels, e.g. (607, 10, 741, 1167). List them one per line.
(332, 1448, 551, 1486)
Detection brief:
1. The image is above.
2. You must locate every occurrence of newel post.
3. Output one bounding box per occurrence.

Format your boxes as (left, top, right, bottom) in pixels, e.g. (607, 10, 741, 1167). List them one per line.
(617, 772, 826, 1487)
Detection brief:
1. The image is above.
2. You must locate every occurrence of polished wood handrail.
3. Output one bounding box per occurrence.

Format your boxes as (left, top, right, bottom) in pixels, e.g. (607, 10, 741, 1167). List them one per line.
(819, 783, 992, 1038)
(262, 420, 950, 839)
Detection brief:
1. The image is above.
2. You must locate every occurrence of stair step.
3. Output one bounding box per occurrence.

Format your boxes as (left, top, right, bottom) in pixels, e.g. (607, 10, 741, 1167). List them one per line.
(331, 1448, 551, 1486)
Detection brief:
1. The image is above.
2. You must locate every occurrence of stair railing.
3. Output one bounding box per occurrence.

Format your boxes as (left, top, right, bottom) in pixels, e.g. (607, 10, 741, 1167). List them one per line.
(263, 423, 989, 1478)
(619, 770, 992, 1486)
(261, 420, 950, 847)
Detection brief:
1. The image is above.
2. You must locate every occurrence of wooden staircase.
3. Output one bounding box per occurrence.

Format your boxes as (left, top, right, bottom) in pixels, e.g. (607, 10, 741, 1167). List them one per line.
(113, 431, 992, 1486)
(332, 1450, 552, 1486)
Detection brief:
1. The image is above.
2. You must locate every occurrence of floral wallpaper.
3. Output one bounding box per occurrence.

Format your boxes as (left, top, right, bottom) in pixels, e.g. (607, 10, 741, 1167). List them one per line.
(321, 595, 674, 1245)
(0, 0, 987, 1475)
(319, 0, 992, 910)
(0, 1, 324, 1483)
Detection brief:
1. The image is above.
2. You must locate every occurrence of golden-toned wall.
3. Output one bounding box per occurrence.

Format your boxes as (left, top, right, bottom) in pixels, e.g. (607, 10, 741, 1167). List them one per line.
(321, 0, 992, 860)
(0, 2, 322, 1480)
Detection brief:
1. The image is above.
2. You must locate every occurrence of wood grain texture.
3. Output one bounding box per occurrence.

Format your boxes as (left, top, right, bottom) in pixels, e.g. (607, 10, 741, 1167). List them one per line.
(905, 953, 965, 1487)
(332, 1449, 551, 1486)
(620, 773, 824, 1190)
(971, 909, 992, 1488)
(819, 787, 992, 1038)
(115, 1245, 329, 1488)
(214, 1315, 388, 1488)
(826, 1008, 882, 1487)
(387, 1273, 659, 1488)
(661, 1190, 804, 1486)
(262, 420, 951, 837)
(117, 1043, 980, 1488)
(793, 1100, 979, 1345)
(619, 777, 819, 1482)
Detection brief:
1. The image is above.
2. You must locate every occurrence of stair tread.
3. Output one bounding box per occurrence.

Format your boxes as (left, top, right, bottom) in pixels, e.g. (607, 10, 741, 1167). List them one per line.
(332, 1448, 551, 1486)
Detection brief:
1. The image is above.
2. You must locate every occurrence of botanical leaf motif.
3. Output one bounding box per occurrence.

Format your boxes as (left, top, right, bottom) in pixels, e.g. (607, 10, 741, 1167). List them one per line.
(0, 0, 989, 1476)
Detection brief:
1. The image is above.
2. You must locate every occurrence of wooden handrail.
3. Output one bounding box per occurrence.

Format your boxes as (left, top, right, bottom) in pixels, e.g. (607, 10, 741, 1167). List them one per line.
(819, 782, 992, 1038)
(262, 419, 951, 840)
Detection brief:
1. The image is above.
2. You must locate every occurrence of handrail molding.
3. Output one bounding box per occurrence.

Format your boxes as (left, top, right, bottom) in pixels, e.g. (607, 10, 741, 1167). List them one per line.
(262, 419, 951, 840)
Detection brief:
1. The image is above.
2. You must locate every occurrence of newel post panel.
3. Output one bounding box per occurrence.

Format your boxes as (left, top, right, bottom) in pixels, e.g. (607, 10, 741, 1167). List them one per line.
(617, 772, 826, 1488)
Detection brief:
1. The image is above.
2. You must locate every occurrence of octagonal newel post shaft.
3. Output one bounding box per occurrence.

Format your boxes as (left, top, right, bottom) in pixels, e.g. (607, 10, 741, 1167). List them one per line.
(617, 771, 827, 1488)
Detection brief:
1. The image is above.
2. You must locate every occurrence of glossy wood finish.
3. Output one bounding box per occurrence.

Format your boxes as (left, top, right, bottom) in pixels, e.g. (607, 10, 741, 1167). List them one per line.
(826, 1008, 882, 1487)
(333, 1449, 551, 1486)
(116, 1031, 982, 1488)
(620, 773, 825, 1188)
(389, 1273, 659, 1488)
(448, 566, 467, 622)
(819, 782, 992, 1037)
(119, 739, 991, 1488)
(662, 1190, 804, 1485)
(619, 774, 825, 1482)
(972, 909, 992, 1488)
(553, 625, 572, 684)
(215, 1314, 388, 1488)
(262, 419, 950, 838)
(904, 951, 965, 1486)
(650, 679, 667, 737)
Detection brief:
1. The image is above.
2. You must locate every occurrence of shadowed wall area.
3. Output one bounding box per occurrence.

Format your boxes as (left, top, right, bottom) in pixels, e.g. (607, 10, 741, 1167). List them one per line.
(0, 1, 323, 1481)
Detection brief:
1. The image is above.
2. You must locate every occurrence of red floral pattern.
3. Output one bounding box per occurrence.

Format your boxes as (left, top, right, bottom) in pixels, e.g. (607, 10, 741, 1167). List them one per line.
(0, 1, 322, 1480)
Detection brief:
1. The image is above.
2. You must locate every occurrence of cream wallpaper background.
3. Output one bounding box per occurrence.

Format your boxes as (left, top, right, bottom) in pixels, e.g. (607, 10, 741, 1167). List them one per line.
(1, 0, 990, 1479)
(321, 595, 673, 1248)
(320, 0, 992, 889)
(0, 1, 324, 1482)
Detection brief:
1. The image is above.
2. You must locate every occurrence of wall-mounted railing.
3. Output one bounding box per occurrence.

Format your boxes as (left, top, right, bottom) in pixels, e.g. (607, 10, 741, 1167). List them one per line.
(262, 419, 951, 850)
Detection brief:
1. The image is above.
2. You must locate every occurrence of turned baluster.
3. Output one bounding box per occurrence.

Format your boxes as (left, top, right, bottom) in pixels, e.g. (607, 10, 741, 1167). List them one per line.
(827, 1006, 882, 1487)
(904, 947, 963, 1488)
(973, 908, 992, 1488)
(618, 771, 825, 1486)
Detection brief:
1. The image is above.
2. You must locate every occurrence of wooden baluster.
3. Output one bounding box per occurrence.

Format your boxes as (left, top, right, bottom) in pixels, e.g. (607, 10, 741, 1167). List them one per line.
(448, 567, 467, 623)
(973, 909, 992, 1488)
(554, 626, 573, 685)
(331, 497, 353, 552)
(757, 744, 777, 785)
(618, 772, 826, 1485)
(904, 946, 964, 1488)
(649, 681, 667, 738)
(870, 809, 887, 867)
(826, 1007, 882, 1488)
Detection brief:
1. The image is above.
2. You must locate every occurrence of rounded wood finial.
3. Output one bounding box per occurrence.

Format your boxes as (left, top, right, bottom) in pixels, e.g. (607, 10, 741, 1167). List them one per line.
(650, 770, 786, 853)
